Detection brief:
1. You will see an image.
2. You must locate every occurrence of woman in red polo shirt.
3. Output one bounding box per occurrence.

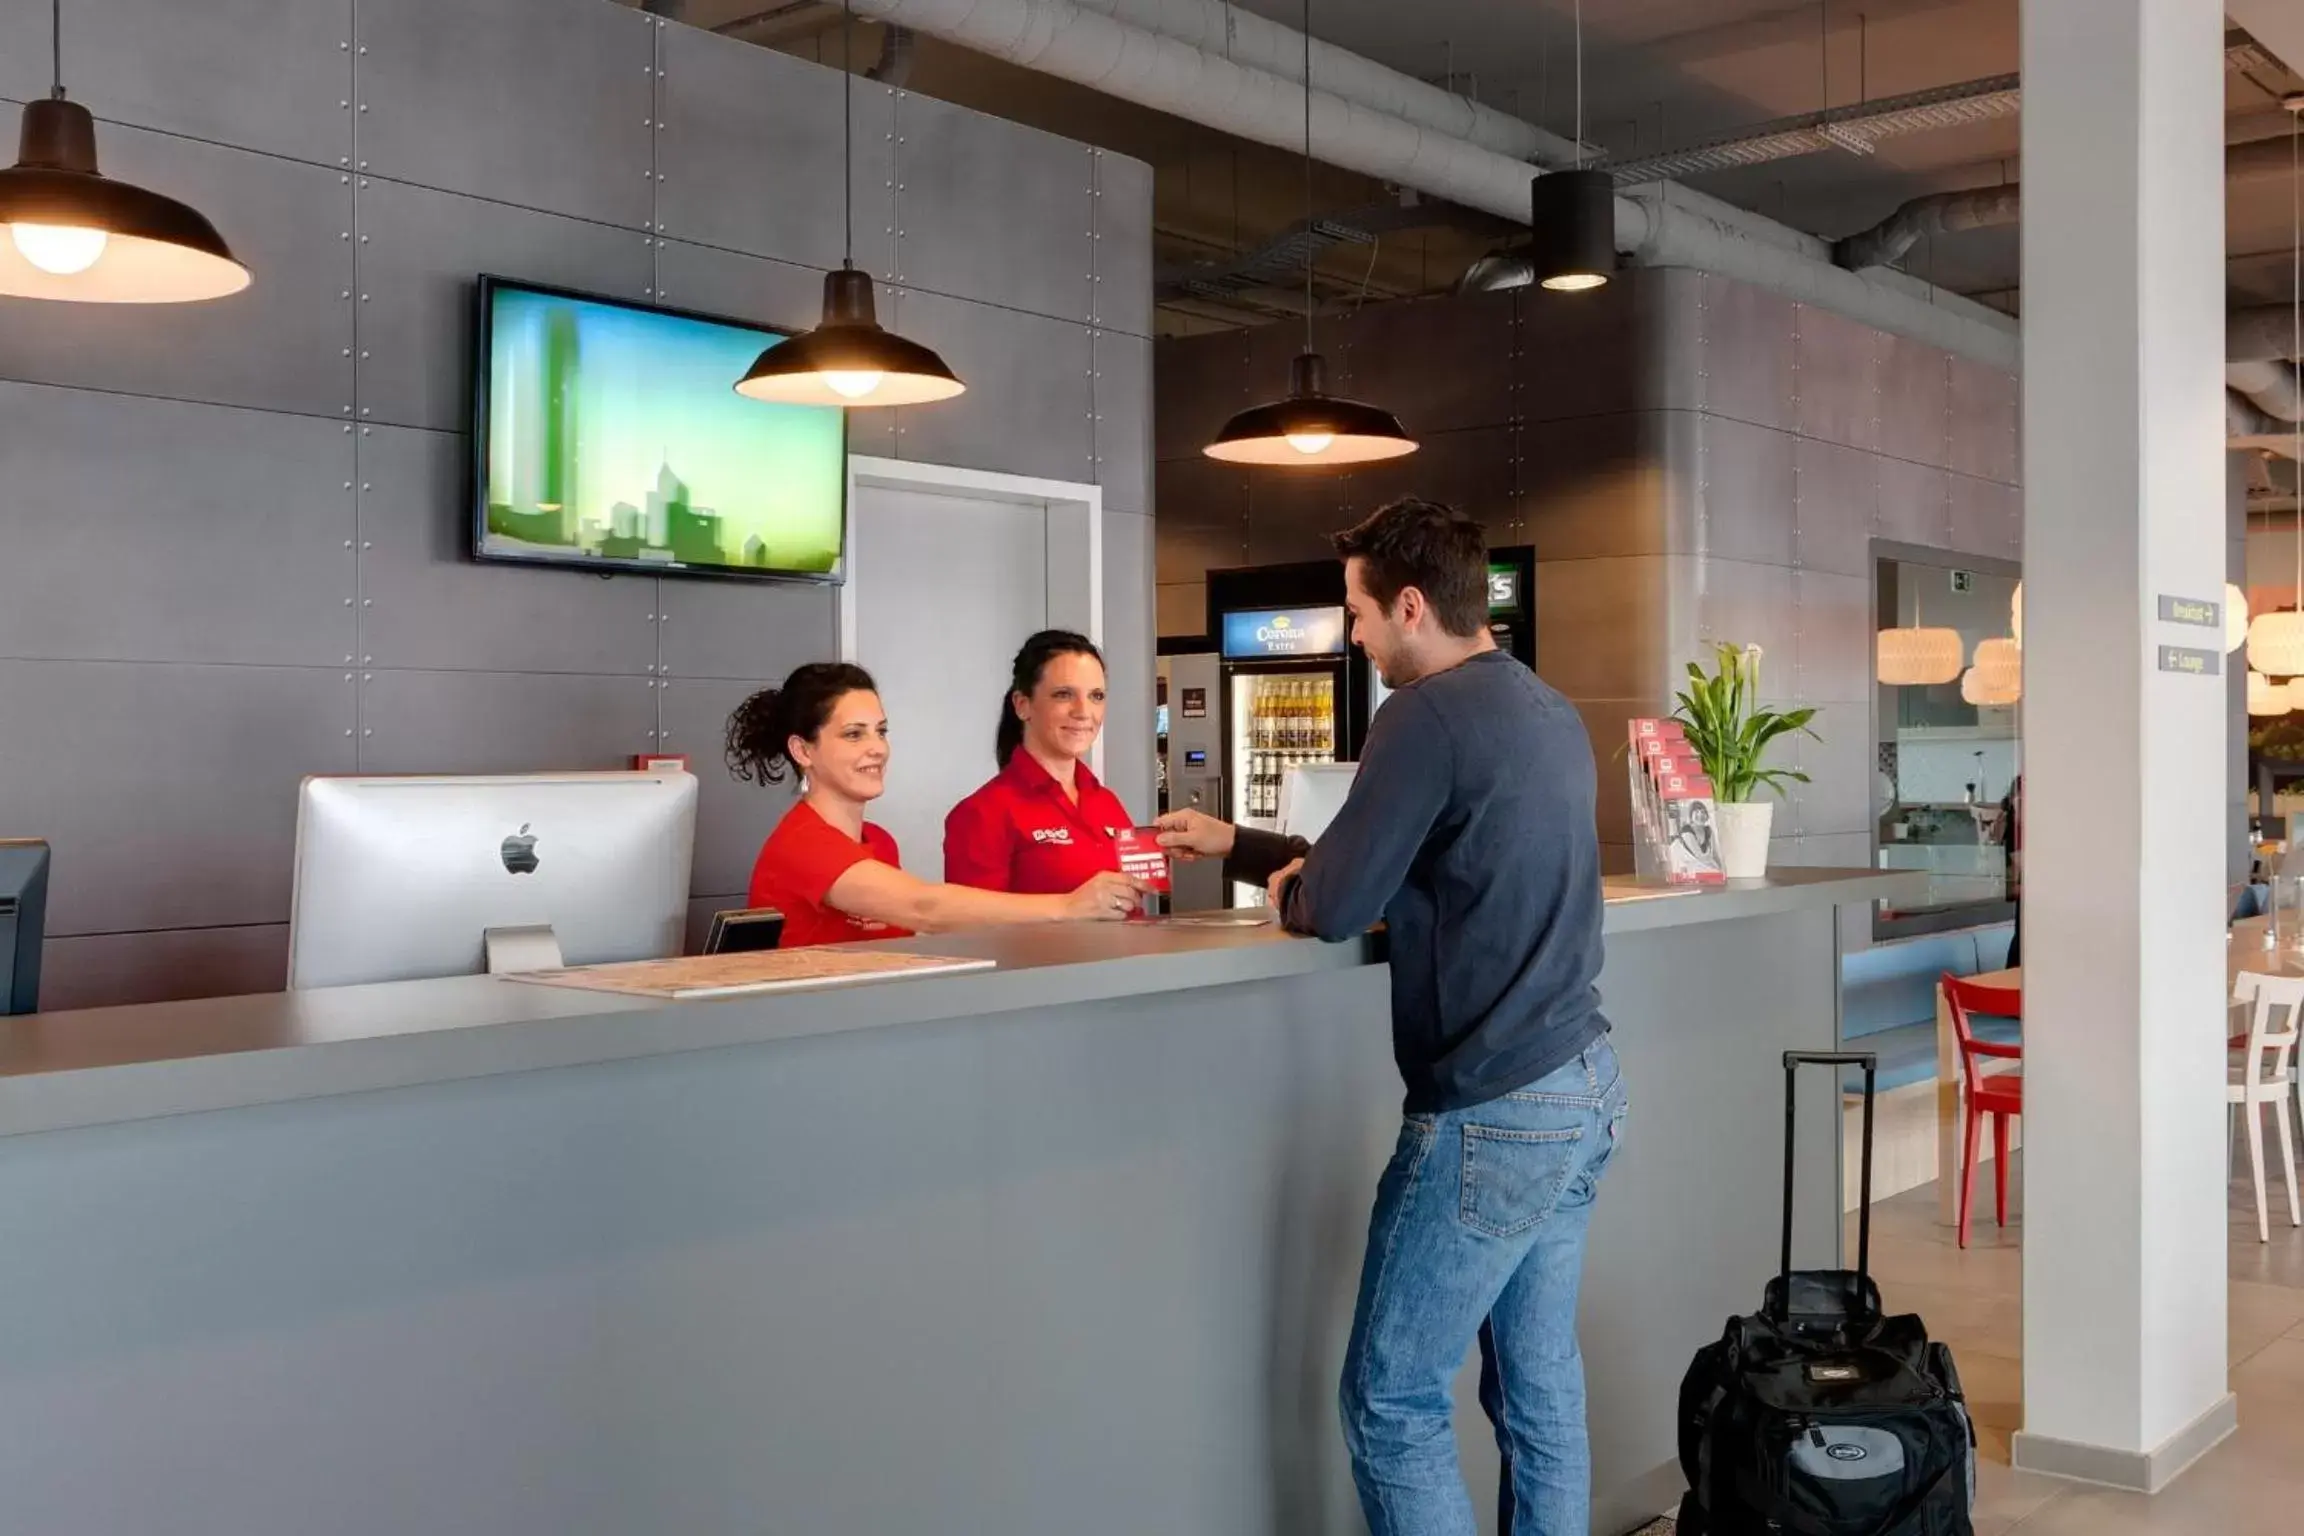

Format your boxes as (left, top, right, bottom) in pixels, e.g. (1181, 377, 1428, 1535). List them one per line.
(727, 661, 1144, 948)
(944, 631, 1139, 895)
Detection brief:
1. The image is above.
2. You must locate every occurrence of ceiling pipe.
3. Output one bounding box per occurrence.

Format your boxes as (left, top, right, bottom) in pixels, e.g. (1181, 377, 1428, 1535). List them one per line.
(1832, 185, 2021, 272)
(1063, 0, 1582, 165)
(841, 0, 2020, 368)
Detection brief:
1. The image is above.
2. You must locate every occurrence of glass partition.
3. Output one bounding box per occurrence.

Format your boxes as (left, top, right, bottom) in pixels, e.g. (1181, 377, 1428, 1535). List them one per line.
(1872, 546, 2021, 938)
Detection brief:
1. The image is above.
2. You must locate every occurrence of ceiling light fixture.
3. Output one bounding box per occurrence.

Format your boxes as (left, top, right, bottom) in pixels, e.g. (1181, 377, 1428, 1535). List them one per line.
(2248, 104, 2304, 676)
(1526, 0, 1613, 293)
(2250, 669, 2292, 717)
(1203, 0, 1414, 466)
(735, 0, 962, 408)
(0, 0, 248, 302)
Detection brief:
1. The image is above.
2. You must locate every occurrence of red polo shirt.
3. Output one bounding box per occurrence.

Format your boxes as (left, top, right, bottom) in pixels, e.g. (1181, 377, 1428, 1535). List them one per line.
(748, 801, 916, 949)
(943, 752, 1134, 895)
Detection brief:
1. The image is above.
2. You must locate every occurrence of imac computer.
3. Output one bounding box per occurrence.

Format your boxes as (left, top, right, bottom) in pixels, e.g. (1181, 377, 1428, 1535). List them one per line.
(288, 772, 697, 990)
(0, 839, 50, 1016)
(1277, 762, 1358, 845)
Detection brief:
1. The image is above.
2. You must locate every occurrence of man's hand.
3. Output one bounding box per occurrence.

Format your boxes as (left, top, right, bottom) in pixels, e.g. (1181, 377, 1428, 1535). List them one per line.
(1266, 857, 1305, 912)
(1155, 807, 1236, 862)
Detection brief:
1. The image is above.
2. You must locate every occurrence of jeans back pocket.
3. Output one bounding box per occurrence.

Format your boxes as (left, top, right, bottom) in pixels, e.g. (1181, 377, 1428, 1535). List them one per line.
(1458, 1123, 1584, 1238)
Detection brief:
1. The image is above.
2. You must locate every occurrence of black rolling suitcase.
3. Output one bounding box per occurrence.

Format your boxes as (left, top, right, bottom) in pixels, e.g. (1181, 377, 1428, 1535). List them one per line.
(1675, 1052, 1976, 1536)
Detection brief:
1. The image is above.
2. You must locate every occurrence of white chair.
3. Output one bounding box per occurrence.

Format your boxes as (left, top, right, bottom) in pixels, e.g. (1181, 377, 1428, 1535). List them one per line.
(2230, 971, 2304, 1243)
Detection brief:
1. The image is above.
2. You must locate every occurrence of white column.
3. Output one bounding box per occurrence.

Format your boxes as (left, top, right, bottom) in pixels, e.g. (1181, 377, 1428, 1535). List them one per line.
(2014, 0, 2234, 1490)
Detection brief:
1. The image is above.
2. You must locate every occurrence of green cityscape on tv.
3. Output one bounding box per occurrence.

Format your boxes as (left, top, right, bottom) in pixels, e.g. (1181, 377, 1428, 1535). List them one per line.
(482, 286, 845, 575)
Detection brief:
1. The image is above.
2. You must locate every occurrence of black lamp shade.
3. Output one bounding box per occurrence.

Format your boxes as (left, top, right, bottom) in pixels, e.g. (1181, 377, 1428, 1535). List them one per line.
(1203, 351, 1417, 466)
(735, 267, 965, 408)
(1528, 168, 1616, 292)
(0, 96, 249, 302)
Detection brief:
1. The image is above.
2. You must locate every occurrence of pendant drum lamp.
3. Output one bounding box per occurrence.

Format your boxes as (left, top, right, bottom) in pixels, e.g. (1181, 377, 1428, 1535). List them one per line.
(1960, 667, 2019, 709)
(2226, 582, 2250, 653)
(2249, 108, 2304, 676)
(736, 1, 961, 408)
(2250, 670, 2292, 717)
(0, 0, 248, 302)
(1527, 0, 1612, 292)
(1972, 636, 2022, 699)
(1877, 627, 1964, 687)
(1203, 0, 1414, 466)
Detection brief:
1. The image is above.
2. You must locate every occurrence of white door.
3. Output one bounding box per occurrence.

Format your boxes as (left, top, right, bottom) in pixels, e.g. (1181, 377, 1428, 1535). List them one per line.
(847, 484, 1049, 884)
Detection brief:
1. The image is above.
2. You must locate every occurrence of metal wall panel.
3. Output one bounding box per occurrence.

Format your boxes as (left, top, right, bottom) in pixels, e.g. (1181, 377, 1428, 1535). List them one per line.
(1570, 696, 1679, 846)
(357, 425, 657, 675)
(655, 577, 837, 685)
(1516, 412, 1683, 561)
(0, 0, 353, 167)
(1156, 520, 1250, 587)
(656, 22, 895, 278)
(0, 125, 352, 416)
(1697, 275, 1796, 434)
(0, 384, 355, 667)
(1348, 426, 1516, 528)
(1154, 454, 1251, 534)
(39, 925, 290, 1013)
(893, 91, 1092, 323)
(1791, 306, 1883, 452)
(1947, 473, 2022, 561)
(1875, 333, 1951, 468)
(1093, 150, 1155, 339)
(1244, 467, 1353, 566)
(1946, 357, 2021, 485)
(0, 660, 355, 935)
(653, 241, 896, 460)
(1519, 280, 1644, 424)
(356, 670, 658, 775)
(1791, 437, 1878, 578)
(1877, 458, 1953, 548)
(887, 290, 1092, 483)
(1334, 291, 1518, 435)
(1785, 703, 1871, 837)
(351, 0, 653, 229)
(1694, 415, 1797, 568)
(1156, 582, 1207, 639)
(1094, 330, 1153, 514)
(1686, 556, 1799, 695)
(657, 677, 785, 900)
(1534, 557, 1676, 701)
(1100, 511, 1156, 820)
(353, 176, 656, 433)
(1790, 570, 1874, 705)
(1151, 329, 1251, 464)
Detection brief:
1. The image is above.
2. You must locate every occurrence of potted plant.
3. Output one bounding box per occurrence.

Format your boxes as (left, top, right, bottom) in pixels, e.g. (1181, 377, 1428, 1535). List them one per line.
(1672, 642, 1818, 879)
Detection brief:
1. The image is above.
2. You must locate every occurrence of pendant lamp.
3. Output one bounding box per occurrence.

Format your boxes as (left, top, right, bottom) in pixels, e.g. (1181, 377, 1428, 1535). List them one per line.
(1527, 0, 1612, 292)
(2227, 582, 2251, 653)
(1877, 627, 1963, 687)
(1960, 667, 2019, 709)
(1203, 0, 1414, 467)
(0, 0, 248, 302)
(735, 1, 961, 408)
(2250, 109, 2304, 676)
(2250, 670, 2292, 718)
(1972, 636, 2022, 697)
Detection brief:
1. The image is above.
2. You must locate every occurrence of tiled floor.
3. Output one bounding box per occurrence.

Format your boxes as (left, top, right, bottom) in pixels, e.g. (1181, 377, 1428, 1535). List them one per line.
(1851, 1149, 2304, 1535)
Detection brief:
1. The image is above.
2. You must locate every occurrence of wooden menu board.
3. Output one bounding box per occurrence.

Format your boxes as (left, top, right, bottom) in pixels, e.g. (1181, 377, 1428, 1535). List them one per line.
(503, 948, 995, 1001)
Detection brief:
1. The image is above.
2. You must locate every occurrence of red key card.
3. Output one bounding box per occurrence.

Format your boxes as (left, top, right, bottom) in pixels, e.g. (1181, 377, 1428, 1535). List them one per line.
(1113, 827, 1172, 894)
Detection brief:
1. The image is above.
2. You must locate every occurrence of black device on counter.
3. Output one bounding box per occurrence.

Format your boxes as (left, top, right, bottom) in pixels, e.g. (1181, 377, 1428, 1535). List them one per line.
(0, 839, 50, 1016)
(703, 907, 786, 955)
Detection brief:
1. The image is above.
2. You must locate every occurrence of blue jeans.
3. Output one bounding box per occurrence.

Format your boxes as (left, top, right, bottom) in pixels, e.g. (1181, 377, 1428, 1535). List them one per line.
(1340, 1037, 1628, 1536)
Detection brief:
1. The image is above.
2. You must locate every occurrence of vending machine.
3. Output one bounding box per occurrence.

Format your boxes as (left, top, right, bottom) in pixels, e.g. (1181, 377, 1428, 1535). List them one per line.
(1157, 645, 1225, 912)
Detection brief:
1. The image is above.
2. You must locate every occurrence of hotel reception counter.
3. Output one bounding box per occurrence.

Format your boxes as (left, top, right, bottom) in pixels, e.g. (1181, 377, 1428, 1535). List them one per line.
(0, 868, 1911, 1536)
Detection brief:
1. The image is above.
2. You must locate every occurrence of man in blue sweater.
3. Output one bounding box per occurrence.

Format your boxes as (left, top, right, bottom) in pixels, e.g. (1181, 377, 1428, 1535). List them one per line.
(1158, 498, 1622, 1536)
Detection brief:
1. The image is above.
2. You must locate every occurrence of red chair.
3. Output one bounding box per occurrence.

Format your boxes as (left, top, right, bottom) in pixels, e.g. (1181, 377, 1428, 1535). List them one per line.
(1942, 974, 2023, 1249)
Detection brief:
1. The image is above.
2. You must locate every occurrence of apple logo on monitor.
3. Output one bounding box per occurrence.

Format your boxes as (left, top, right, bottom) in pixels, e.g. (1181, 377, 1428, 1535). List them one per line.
(500, 824, 540, 875)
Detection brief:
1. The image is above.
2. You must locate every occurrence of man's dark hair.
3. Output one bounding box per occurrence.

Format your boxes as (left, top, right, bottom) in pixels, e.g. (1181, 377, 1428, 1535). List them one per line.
(1331, 498, 1488, 639)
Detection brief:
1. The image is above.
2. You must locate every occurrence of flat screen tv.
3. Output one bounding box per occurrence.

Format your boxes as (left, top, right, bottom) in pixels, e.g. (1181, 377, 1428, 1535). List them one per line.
(472, 276, 847, 581)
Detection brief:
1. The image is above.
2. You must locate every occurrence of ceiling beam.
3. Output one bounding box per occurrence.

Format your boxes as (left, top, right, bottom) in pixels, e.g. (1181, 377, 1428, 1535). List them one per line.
(2231, 1, 2304, 81)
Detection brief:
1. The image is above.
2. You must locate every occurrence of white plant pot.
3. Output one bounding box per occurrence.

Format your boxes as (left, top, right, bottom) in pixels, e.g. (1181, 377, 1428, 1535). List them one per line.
(1714, 800, 1775, 880)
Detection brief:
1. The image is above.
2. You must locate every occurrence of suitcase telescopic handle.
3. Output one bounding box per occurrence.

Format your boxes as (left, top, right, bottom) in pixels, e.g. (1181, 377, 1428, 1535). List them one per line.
(1781, 1051, 1879, 1312)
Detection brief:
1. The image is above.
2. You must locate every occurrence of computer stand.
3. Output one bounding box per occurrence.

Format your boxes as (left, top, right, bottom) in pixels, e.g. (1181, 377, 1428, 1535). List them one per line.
(484, 925, 565, 976)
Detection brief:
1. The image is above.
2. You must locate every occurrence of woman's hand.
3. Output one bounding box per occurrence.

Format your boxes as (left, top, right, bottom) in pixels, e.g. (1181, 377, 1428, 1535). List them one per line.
(1065, 870, 1148, 921)
(1155, 808, 1236, 861)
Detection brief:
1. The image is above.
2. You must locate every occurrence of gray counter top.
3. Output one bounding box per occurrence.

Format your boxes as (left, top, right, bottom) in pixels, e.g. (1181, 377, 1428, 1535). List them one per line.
(0, 869, 1914, 1139)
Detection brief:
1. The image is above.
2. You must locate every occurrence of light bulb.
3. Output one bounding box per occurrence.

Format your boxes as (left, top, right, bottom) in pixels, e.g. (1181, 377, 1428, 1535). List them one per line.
(11, 222, 108, 276)
(822, 370, 884, 400)
(1541, 271, 1609, 292)
(1285, 431, 1335, 456)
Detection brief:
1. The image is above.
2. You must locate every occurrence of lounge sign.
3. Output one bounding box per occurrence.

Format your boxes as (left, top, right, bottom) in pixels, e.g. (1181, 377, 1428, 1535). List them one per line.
(1221, 605, 1347, 659)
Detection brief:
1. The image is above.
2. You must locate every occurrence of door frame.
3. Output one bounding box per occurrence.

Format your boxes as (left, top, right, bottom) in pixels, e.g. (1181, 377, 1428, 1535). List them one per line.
(836, 456, 1107, 776)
